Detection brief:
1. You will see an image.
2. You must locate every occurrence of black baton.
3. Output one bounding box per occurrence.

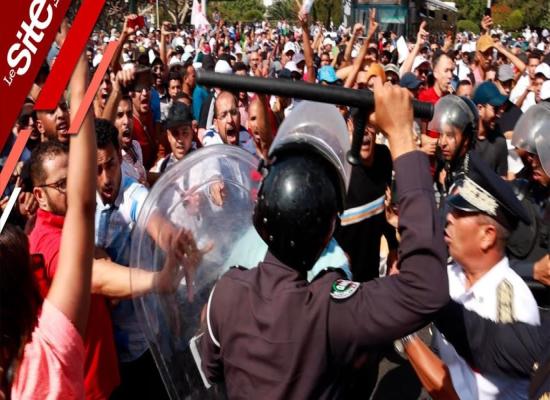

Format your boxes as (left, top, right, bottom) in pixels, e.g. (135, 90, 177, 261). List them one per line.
(196, 71, 434, 120)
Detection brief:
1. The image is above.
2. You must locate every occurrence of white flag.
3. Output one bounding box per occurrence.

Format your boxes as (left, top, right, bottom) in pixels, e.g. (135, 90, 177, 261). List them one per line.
(191, 0, 210, 34)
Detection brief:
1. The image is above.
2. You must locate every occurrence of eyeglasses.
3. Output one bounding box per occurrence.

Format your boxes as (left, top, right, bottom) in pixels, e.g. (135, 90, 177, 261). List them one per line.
(37, 177, 67, 193)
(217, 108, 239, 120)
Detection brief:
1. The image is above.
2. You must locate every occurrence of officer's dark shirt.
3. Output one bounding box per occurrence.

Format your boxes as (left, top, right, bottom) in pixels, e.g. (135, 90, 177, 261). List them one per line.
(473, 130, 508, 176)
(334, 144, 397, 281)
(200, 151, 449, 399)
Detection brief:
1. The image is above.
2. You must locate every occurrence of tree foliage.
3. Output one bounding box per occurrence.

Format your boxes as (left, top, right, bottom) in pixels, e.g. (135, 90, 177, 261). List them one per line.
(456, 19, 479, 34)
(267, 0, 297, 22)
(311, 0, 343, 27)
(210, 0, 266, 23)
(455, 0, 547, 31)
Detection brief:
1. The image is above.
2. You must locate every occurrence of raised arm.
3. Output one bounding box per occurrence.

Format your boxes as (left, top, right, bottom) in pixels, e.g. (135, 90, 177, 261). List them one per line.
(494, 41, 526, 76)
(342, 24, 363, 67)
(110, 15, 137, 74)
(330, 79, 448, 346)
(46, 54, 96, 336)
(344, 10, 377, 88)
(400, 21, 428, 76)
(102, 67, 136, 122)
(160, 21, 172, 67)
(298, 11, 316, 83)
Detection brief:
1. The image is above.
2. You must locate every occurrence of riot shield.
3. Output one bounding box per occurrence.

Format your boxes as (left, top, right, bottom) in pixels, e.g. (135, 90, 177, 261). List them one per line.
(130, 145, 260, 399)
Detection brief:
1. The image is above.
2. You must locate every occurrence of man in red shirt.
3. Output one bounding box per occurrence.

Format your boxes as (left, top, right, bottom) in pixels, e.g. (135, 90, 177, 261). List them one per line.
(130, 69, 158, 169)
(29, 140, 120, 399)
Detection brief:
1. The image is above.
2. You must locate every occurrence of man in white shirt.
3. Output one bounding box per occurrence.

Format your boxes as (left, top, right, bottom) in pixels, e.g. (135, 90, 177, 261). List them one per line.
(438, 152, 539, 399)
(401, 152, 540, 399)
(510, 52, 542, 112)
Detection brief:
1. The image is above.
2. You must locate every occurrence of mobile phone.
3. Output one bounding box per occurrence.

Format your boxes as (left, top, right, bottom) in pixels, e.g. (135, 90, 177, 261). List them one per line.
(484, 0, 492, 17)
(128, 15, 145, 30)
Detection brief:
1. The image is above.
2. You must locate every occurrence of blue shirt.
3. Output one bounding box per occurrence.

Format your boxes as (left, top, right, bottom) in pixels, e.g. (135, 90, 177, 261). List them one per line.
(95, 176, 149, 362)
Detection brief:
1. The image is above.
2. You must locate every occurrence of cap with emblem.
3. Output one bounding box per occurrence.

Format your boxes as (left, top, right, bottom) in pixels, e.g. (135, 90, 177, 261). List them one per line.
(166, 102, 193, 129)
(447, 152, 530, 230)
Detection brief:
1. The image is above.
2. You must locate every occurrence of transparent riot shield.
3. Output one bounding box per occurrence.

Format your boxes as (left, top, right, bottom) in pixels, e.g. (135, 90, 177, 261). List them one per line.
(130, 145, 261, 399)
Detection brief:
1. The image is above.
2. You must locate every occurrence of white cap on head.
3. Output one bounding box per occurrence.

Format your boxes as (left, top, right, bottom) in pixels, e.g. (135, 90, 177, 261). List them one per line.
(535, 63, 550, 80)
(283, 42, 296, 55)
(412, 56, 430, 72)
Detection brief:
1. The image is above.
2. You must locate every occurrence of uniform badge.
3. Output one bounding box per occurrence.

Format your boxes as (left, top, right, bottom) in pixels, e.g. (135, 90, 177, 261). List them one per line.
(330, 279, 360, 300)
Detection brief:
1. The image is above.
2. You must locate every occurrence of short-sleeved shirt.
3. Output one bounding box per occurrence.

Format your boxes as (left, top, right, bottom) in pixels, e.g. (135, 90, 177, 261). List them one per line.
(434, 258, 540, 399)
(11, 299, 85, 400)
(95, 176, 149, 362)
(29, 209, 120, 399)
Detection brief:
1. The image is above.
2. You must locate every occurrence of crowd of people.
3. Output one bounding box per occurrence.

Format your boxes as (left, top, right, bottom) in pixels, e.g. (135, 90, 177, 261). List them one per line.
(0, 4, 549, 400)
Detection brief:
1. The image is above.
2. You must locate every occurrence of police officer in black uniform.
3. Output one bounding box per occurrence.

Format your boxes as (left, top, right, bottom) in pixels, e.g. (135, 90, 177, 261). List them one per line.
(199, 79, 449, 399)
(508, 103, 550, 307)
(430, 95, 479, 199)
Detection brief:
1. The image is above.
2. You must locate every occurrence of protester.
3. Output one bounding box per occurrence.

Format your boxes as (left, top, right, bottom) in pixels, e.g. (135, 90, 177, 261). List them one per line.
(2, 6, 550, 399)
(1, 53, 96, 399)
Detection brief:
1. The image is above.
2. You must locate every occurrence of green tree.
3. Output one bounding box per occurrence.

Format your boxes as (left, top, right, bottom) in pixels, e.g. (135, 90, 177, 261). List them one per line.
(457, 19, 480, 33)
(210, 0, 266, 23)
(503, 9, 524, 31)
(267, 0, 297, 22)
(311, 0, 342, 28)
(454, 0, 484, 24)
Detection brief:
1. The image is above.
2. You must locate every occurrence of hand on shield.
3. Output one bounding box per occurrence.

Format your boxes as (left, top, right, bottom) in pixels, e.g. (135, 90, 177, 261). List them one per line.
(210, 180, 227, 207)
(155, 227, 214, 301)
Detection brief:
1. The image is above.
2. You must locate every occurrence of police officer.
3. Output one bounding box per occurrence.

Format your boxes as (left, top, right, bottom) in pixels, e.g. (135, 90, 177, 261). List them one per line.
(429, 95, 479, 197)
(508, 102, 550, 306)
(199, 79, 449, 398)
(402, 152, 540, 399)
(436, 302, 550, 400)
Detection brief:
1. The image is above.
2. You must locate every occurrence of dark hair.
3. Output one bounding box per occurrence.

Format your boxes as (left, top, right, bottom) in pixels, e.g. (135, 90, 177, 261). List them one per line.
(233, 62, 248, 73)
(29, 140, 69, 187)
(168, 70, 183, 84)
(367, 47, 379, 59)
(120, 94, 133, 106)
(529, 49, 543, 61)
(0, 224, 41, 396)
(95, 118, 120, 152)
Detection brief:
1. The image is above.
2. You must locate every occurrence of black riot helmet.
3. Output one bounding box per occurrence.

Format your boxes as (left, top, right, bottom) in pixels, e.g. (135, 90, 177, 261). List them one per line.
(253, 101, 351, 272)
(253, 150, 340, 271)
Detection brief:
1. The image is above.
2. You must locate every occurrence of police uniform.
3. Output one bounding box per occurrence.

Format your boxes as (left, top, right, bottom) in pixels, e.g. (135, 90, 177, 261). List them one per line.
(437, 304, 550, 400)
(433, 152, 541, 399)
(200, 151, 449, 399)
